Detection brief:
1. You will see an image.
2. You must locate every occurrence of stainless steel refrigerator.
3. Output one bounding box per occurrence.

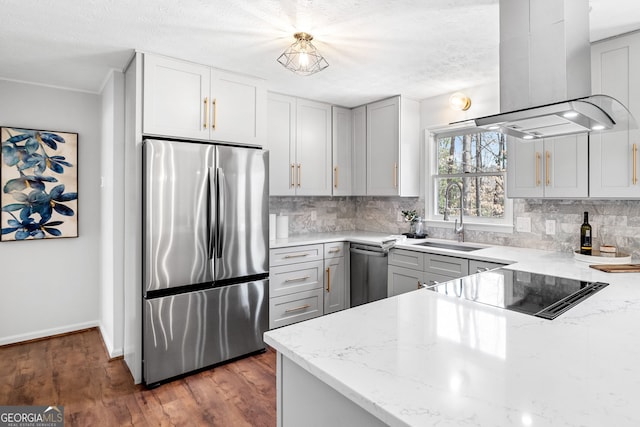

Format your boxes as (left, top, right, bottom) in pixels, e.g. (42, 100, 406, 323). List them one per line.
(142, 139, 269, 386)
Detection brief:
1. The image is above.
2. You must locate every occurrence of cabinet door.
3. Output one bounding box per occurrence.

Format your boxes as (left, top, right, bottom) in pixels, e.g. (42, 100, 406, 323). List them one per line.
(211, 69, 266, 146)
(143, 54, 210, 140)
(387, 265, 424, 297)
(590, 32, 640, 198)
(367, 97, 400, 195)
(324, 256, 347, 314)
(296, 99, 332, 195)
(332, 106, 353, 195)
(352, 105, 367, 195)
(507, 136, 544, 198)
(267, 93, 297, 195)
(543, 134, 588, 198)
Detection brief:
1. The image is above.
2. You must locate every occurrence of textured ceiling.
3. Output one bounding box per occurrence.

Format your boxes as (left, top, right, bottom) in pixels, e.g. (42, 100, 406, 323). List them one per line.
(0, 0, 639, 107)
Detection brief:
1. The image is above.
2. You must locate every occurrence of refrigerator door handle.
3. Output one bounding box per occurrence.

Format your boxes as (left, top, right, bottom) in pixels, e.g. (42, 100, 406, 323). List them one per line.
(208, 167, 215, 260)
(215, 167, 226, 259)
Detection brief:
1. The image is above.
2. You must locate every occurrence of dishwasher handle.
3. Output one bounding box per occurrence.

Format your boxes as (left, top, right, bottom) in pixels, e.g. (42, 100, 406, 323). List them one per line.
(350, 247, 388, 257)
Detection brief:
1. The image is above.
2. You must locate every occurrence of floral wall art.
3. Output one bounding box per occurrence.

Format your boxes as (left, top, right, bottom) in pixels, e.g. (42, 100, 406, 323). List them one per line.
(1, 127, 78, 241)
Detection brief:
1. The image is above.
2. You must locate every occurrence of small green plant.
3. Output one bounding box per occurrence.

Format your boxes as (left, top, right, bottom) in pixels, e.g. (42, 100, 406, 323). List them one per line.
(401, 209, 418, 223)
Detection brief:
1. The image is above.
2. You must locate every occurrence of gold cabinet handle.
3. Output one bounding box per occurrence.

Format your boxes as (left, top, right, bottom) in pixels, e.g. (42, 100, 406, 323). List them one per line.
(545, 151, 550, 186)
(212, 98, 217, 130)
(285, 304, 310, 313)
(284, 276, 311, 283)
(297, 164, 301, 188)
(284, 253, 309, 259)
(633, 144, 638, 185)
(328, 248, 340, 253)
(393, 162, 398, 188)
(535, 152, 541, 186)
(203, 97, 209, 129)
(326, 267, 331, 292)
(290, 164, 295, 188)
(334, 166, 339, 189)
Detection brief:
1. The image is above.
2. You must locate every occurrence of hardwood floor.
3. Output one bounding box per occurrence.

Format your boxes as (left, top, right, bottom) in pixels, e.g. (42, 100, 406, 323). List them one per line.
(0, 328, 277, 426)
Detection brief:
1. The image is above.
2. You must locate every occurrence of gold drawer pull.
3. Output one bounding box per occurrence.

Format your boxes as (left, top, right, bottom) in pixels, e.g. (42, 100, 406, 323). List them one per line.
(203, 97, 209, 129)
(285, 304, 310, 313)
(283, 253, 309, 259)
(284, 276, 310, 283)
(545, 151, 551, 186)
(328, 248, 340, 253)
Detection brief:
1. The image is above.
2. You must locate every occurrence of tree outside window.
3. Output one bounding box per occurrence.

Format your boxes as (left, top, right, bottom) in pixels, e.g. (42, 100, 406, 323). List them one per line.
(434, 130, 507, 220)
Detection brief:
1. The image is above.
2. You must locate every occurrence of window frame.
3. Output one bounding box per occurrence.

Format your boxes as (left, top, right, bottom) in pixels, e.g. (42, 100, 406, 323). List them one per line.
(425, 126, 514, 233)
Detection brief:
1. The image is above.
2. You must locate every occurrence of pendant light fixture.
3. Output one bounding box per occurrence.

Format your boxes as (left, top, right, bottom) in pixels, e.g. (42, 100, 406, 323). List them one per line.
(277, 32, 329, 76)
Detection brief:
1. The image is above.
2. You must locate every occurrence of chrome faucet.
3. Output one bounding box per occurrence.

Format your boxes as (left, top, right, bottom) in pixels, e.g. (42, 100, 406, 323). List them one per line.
(443, 182, 464, 242)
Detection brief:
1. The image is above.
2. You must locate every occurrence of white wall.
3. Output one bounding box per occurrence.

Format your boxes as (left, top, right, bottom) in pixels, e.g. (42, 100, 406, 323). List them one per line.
(0, 80, 101, 345)
(99, 71, 125, 357)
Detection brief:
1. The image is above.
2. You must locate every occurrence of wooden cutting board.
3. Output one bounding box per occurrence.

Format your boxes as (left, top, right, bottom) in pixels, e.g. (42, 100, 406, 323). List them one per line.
(590, 264, 640, 273)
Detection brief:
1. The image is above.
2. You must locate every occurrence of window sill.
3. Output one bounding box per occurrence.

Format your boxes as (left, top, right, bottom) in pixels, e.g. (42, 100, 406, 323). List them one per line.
(425, 220, 514, 234)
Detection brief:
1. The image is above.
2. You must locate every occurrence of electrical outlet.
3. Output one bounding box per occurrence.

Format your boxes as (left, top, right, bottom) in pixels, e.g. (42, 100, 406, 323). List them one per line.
(545, 220, 556, 235)
(516, 217, 531, 233)
(310, 210, 317, 221)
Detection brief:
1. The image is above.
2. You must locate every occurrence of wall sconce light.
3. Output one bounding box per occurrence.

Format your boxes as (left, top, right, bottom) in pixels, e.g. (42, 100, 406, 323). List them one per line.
(277, 32, 329, 76)
(449, 92, 472, 111)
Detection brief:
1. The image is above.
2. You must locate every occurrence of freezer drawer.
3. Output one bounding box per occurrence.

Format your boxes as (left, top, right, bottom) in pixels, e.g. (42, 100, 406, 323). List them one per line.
(143, 279, 268, 386)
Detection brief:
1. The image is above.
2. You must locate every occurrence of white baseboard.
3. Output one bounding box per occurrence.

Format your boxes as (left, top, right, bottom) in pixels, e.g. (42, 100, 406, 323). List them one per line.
(98, 323, 124, 359)
(0, 321, 99, 346)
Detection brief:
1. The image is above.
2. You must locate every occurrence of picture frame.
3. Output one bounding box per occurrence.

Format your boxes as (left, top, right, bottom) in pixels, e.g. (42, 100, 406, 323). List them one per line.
(1, 127, 78, 241)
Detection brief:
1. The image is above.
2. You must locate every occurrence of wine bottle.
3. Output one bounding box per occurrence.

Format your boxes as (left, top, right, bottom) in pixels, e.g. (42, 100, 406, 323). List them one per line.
(580, 212, 592, 255)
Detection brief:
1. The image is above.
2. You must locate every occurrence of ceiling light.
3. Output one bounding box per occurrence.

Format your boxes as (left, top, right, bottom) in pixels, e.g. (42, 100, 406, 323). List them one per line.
(449, 92, 472, 111)
(277, 32, 329, 76)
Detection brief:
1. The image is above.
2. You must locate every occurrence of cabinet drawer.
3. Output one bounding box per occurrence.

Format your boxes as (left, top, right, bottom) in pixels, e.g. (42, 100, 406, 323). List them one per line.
(270, 261, 323, 298)
(324, 242, 347, 258)
(270, 244, 324, 267)
(424, 253, 468, 277)
(388, 249, 424, 269)
(468, 259, 507, 274)
(269, 289, 323, 329)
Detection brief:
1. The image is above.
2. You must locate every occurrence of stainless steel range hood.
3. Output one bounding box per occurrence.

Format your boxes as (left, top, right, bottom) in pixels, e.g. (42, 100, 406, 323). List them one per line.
(469, 94, 636, 139)
(454, 0, 636, 139)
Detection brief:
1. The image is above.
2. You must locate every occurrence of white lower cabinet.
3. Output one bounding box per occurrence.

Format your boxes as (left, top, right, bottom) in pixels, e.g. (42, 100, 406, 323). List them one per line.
(269, 242, 349, 329)
(388, 265, 424, 297)
(388, 248, 506, 297)
(269, 289, 324, 330)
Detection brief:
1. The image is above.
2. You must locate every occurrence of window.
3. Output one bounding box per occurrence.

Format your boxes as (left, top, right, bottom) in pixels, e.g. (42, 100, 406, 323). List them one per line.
(429, 128, 510, 227)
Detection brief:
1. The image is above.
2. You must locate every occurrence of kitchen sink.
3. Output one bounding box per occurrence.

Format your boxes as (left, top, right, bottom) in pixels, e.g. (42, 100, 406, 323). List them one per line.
(413, 241, 483, 252)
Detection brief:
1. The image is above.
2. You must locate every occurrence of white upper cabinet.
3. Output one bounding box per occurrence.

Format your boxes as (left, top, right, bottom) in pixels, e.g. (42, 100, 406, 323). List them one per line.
(507, 134, 588, 198)
(267, 93, 296, 196)
(590, 31, 640, 198)
(296, 98, 332, 196)
(352, 105, 367, 196)
(332, 106, 353, 195)
(142, 53, 266, 146)
(267, 93, 332, 196)
(366, 96, 420, 196)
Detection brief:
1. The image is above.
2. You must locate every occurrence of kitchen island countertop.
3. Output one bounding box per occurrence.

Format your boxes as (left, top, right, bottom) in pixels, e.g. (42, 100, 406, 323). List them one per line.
(264, 243, 640, 426)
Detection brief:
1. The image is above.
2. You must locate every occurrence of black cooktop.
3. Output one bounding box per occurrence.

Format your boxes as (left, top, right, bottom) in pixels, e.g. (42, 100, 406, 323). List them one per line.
(428, 268, 609, 320)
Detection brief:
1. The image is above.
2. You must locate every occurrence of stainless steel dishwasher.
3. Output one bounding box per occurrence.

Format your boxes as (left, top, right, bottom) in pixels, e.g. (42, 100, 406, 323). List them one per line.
(350, 243, 389, 307)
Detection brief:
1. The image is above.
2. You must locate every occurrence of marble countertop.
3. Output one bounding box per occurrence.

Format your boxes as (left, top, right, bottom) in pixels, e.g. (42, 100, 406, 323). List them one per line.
(264, 237, 640, 426)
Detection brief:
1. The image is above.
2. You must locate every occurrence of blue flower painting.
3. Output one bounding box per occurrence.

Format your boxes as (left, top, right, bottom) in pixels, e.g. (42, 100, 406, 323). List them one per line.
(1, 127, 78, 241)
